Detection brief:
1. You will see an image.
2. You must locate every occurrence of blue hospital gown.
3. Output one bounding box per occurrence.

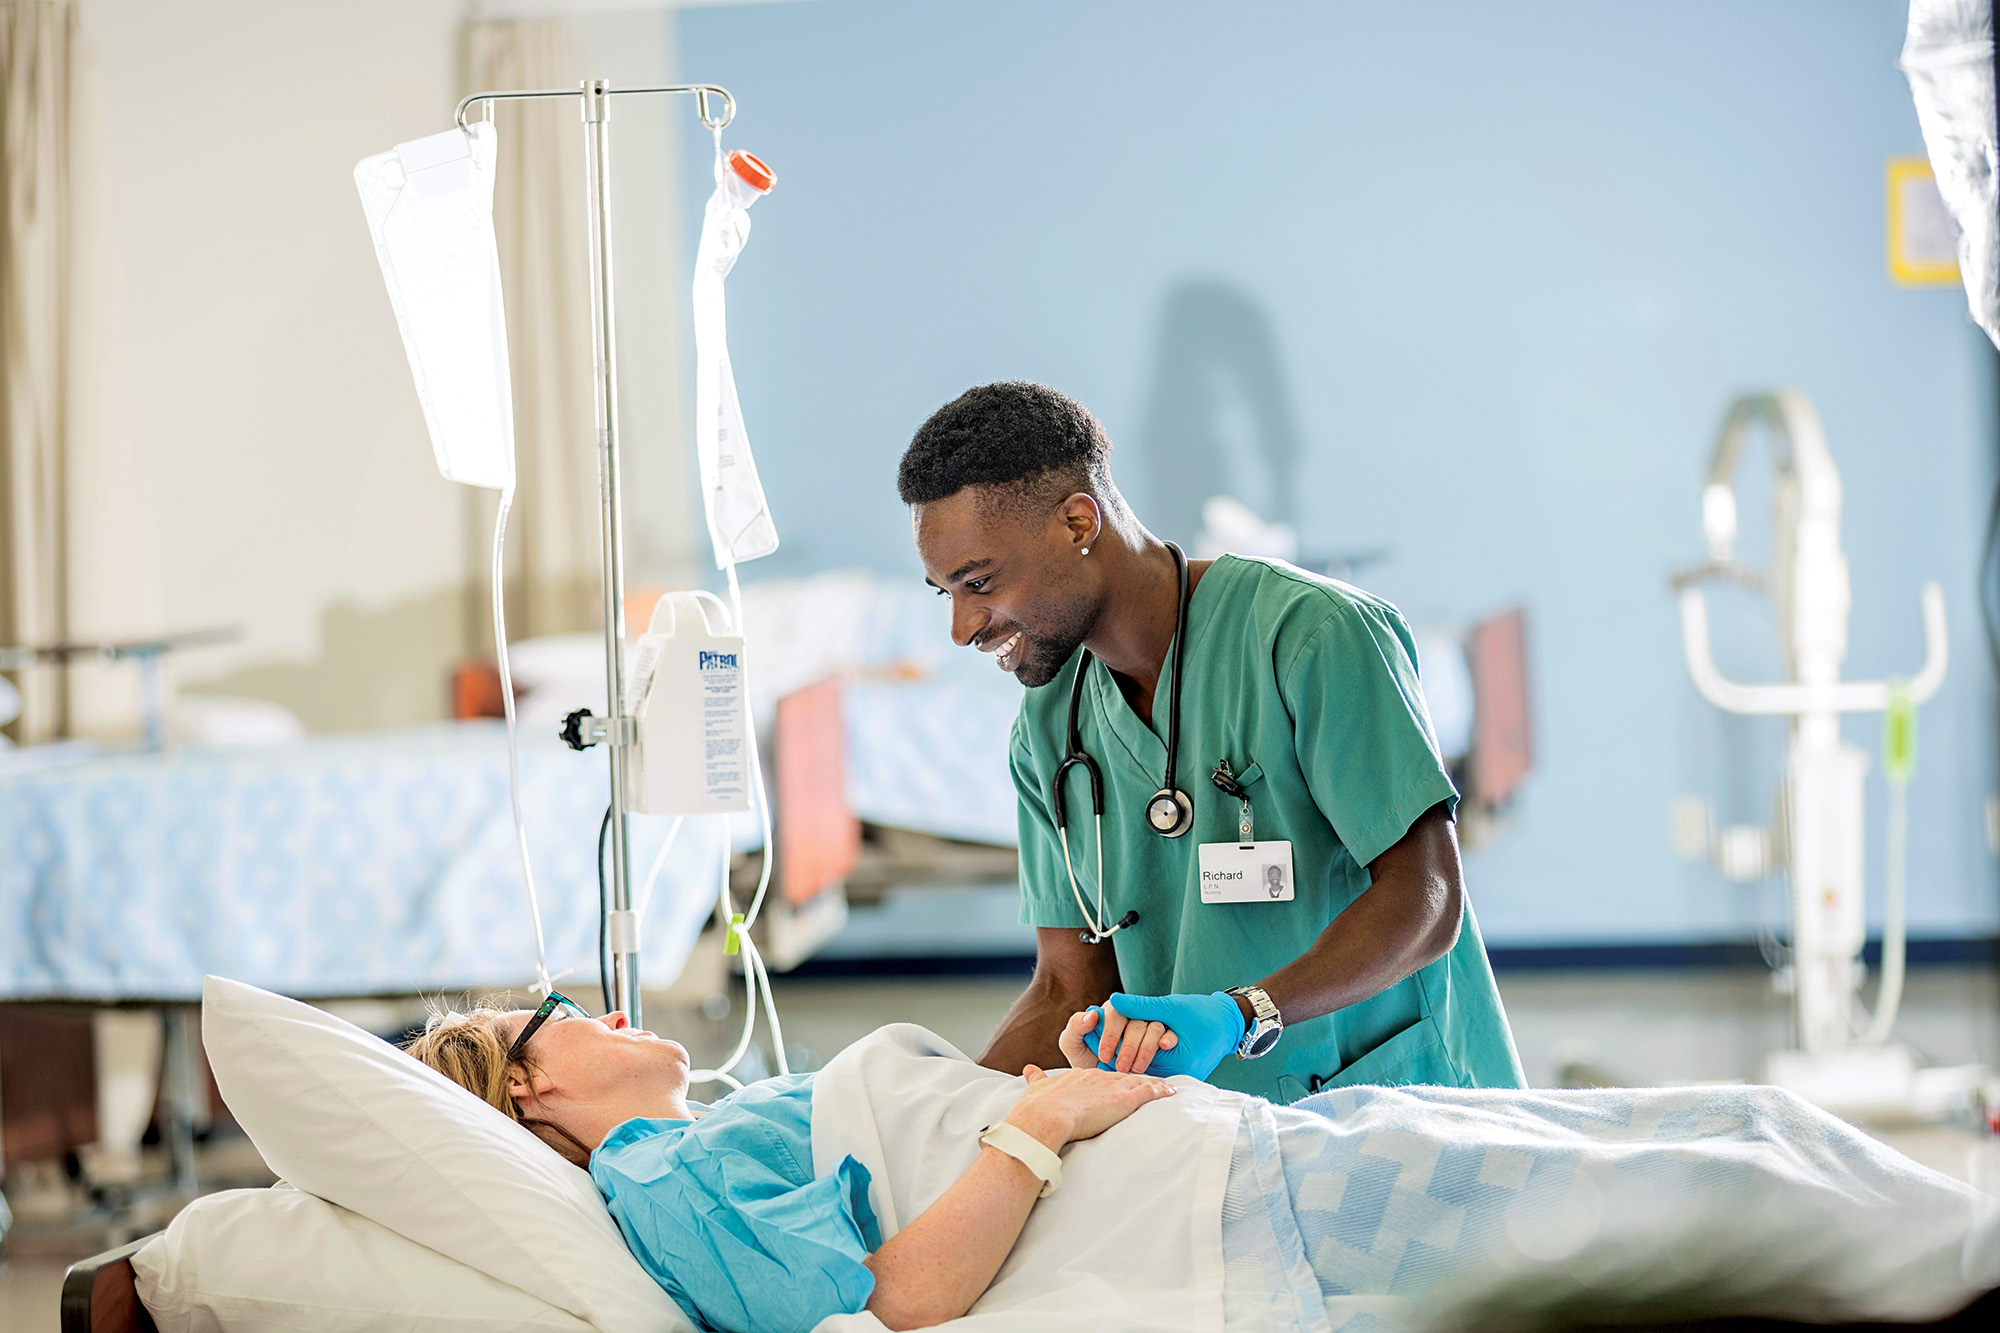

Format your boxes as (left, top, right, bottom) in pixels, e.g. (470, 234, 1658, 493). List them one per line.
(590, 1074, 880, 1333)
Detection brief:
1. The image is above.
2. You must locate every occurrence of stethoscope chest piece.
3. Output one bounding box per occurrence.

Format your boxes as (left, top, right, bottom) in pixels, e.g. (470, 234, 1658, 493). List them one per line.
(1146, 787, 1193, 838)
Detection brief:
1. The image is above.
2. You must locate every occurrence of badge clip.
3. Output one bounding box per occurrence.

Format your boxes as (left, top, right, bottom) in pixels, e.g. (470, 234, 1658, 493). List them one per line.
(1212, 760, 1253, 844)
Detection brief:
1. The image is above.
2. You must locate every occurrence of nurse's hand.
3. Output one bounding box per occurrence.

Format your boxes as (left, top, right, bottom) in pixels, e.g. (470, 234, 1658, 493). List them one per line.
(1087, 992, 1246, 1080)
(1006, 1063, 1177, 1149)
(1061, 1006, 1177, 1072)
(1082, 1002, 1174, 1073)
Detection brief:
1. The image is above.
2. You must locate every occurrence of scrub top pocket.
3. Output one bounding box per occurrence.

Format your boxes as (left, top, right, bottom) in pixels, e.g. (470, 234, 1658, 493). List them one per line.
(1313, 1013, 1460, 1093)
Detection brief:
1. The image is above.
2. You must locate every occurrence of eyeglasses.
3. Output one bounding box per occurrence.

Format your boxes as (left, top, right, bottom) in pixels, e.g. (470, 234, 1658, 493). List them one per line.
(506, 992, 587, 1061)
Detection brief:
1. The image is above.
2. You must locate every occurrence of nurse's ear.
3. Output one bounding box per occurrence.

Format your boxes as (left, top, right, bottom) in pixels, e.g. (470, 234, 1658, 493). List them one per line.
(1056, 492, 1102, 553)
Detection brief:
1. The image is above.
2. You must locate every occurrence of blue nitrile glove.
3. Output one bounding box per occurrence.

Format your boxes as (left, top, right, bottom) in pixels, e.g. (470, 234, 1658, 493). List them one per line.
(1082, 991, 1246, 1079)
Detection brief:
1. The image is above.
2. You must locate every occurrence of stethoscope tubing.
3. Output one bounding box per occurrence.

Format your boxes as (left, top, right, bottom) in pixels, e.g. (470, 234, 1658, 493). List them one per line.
(1051, 542, 1193, 942)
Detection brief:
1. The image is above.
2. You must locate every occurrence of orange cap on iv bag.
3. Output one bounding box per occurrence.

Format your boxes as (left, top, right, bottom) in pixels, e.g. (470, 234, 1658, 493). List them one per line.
(727, 150, 775, 194)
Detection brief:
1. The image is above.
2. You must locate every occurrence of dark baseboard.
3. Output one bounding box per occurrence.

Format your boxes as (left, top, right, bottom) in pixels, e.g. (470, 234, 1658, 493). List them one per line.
(777, 937, 2000, 979)
(1486, 937, 2000, 971)
(780, 953, 1041, 980)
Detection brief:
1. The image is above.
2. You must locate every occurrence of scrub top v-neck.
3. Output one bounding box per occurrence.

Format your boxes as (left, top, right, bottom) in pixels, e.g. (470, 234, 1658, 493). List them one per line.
(1010, 554, 1524, 1101)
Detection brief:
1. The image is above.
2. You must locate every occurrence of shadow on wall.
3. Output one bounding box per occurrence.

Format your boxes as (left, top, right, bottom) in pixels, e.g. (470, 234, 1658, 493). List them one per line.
(1135, 278, 1304, 547)
(186, 582, 570, 735)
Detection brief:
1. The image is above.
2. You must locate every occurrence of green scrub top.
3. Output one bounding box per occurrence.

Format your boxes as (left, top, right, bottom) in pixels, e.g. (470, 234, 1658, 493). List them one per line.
(1011, 555, 1524, 1102)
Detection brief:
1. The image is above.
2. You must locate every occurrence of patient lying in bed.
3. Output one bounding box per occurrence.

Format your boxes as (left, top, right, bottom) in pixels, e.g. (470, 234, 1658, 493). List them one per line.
(406, 999, 1996, 1333)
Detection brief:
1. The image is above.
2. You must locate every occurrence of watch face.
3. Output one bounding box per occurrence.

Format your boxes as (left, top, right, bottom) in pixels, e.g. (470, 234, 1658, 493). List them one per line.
(1246, 1026, 1281, 1058)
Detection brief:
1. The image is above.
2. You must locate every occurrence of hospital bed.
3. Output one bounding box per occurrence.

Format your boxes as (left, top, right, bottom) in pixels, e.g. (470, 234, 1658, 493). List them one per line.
(50, 976, 2000, 1333)
(56, 1235, 2000, 1333)
(0, 721, 724, 1001)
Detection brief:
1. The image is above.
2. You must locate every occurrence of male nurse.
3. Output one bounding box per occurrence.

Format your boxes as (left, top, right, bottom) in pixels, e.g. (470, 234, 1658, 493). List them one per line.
(900, 382, 1523, 1100)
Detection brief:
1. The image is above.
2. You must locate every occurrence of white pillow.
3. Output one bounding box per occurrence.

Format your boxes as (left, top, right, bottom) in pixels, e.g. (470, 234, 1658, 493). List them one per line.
(199, 976, 690, 1332)
(134, 1186, 592, 1333)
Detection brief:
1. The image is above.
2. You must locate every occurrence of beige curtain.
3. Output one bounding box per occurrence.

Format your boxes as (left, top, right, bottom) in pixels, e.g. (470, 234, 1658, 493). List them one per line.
(0, 0, 149, 742)
(460, 18, 601, 652)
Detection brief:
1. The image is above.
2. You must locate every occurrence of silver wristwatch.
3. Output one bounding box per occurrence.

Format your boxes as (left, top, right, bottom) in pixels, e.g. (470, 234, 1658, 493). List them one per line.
(1226, 985, 1283, 1059)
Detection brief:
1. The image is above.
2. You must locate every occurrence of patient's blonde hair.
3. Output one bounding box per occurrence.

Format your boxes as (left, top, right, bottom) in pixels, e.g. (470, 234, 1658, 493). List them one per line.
(403, 1002, 593, 1170)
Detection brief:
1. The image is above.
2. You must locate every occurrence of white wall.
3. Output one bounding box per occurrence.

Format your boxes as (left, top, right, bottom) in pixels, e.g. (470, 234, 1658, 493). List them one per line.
(81, 0, 698, 732)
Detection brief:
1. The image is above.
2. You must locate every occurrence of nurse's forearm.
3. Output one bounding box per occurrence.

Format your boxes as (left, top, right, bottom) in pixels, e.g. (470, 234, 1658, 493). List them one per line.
(862, 1143, 1044, 1329)
(978, 927, 1122, 1074)
(1252, 802, 1464, 1025)
(979, 986, 1075, 1075)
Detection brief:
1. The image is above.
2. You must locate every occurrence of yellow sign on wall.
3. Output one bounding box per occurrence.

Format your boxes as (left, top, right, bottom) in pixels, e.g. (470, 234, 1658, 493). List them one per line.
(1886, 157, 1960, 287)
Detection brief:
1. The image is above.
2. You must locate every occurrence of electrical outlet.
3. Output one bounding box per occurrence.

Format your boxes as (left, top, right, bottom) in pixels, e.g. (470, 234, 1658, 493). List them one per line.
(1715, 824, 1770, 882)
(1670, 796, 1711, 860)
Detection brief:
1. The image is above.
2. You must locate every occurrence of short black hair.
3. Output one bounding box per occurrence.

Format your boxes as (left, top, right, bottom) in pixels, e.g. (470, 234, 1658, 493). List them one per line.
(897, 381, 1116, 518)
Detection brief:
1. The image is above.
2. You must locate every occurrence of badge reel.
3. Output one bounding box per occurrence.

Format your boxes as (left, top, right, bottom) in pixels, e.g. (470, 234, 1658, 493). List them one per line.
(1199, 761, 1294, 904)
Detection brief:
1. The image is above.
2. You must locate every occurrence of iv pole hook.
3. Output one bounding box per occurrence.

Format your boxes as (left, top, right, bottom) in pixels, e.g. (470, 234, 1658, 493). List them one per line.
(453, 83, 736, 131)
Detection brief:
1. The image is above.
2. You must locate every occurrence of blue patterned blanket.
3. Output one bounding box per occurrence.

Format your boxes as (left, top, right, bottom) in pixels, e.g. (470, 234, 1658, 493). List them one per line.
(0, 723, 726, 1000)
(1218, 1082, 1995, 1332)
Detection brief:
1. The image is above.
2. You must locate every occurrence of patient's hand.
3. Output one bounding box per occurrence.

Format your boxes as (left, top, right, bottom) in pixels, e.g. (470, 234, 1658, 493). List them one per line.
(1007, 1062, 1176, 1151)
(1061, 1004, 1178, 1073)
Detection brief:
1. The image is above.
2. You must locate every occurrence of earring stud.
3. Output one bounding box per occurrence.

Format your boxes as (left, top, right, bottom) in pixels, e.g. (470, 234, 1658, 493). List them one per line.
(1080, 547, 1090, 556)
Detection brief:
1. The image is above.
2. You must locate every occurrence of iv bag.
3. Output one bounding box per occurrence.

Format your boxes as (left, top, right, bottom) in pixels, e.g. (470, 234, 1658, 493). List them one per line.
(693, 148, 779, 568)
(355, 123, 516, 490)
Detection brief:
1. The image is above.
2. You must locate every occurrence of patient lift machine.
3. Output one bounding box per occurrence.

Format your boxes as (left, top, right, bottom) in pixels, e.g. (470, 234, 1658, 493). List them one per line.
(1673, 390, 1979, 1120)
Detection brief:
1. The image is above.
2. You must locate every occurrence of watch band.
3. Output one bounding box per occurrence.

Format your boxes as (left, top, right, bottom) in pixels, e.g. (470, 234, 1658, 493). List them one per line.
(1227, 985, 1283, 1060)
(979, 1121, 1062, 1198)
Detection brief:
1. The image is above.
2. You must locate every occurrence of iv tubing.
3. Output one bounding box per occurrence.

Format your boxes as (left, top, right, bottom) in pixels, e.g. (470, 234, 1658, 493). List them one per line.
(687, 844, 757, 1085)
(634, 814, 686, 920)
(688, 558, 786, 1085)
(492, 486, 554, 999)
(1863, 775, 1910, 1045)
(726, 560, 778, 934)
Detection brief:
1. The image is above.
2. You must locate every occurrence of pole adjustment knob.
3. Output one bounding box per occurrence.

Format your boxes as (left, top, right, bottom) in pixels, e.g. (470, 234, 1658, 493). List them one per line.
(560, 707, 599, 751)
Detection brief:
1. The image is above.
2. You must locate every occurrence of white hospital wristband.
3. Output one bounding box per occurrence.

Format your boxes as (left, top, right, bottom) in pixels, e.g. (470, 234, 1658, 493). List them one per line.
(979, 1121, 1062, 1198)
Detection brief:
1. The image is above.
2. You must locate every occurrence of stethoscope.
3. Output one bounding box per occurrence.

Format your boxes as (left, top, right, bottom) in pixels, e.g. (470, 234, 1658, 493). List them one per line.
(1052, 541, 1194, 944)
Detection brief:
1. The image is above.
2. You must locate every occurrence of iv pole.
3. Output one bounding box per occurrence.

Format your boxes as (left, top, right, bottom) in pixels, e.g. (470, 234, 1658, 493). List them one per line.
(454, 80, 736, 1030)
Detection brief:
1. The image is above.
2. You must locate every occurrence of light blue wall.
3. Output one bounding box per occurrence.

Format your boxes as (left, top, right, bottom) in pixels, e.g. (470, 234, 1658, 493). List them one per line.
(674, 0, 1999, 944)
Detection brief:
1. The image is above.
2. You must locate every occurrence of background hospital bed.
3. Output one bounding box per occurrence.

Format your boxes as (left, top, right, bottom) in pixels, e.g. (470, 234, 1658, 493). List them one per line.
(0, 721, 723, 1000)
(0, 722, 726, 1191)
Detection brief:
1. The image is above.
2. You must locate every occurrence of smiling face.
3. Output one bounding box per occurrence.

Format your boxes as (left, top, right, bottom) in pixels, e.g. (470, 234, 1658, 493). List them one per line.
(914, 487, 1104, 688)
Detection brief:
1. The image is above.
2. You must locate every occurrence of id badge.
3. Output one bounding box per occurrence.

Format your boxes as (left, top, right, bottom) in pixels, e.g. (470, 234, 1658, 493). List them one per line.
(1197, 840, 1295, 903)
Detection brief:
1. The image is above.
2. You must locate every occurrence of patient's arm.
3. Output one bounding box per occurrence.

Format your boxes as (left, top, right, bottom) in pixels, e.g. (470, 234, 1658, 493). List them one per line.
(862, 1066, 1173, 1330)
(978, 927, 1122, 1074)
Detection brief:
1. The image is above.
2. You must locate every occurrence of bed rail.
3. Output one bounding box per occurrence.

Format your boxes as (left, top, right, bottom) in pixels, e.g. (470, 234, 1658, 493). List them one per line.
(59, 1233, 161, 1333)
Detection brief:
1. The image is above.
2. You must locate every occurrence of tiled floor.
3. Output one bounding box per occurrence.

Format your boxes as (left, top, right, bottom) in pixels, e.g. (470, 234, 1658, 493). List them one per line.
(5, 964, 1997, 1331)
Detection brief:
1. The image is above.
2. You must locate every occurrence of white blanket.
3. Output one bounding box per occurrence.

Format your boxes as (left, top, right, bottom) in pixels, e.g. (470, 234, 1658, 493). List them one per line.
(809, 1024, 1243, 1332)
(804, 1028, 1999, 1333)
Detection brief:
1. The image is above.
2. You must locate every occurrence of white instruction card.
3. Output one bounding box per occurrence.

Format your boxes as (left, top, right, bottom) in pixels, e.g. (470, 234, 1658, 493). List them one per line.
(1198, 840, 1295, 903)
